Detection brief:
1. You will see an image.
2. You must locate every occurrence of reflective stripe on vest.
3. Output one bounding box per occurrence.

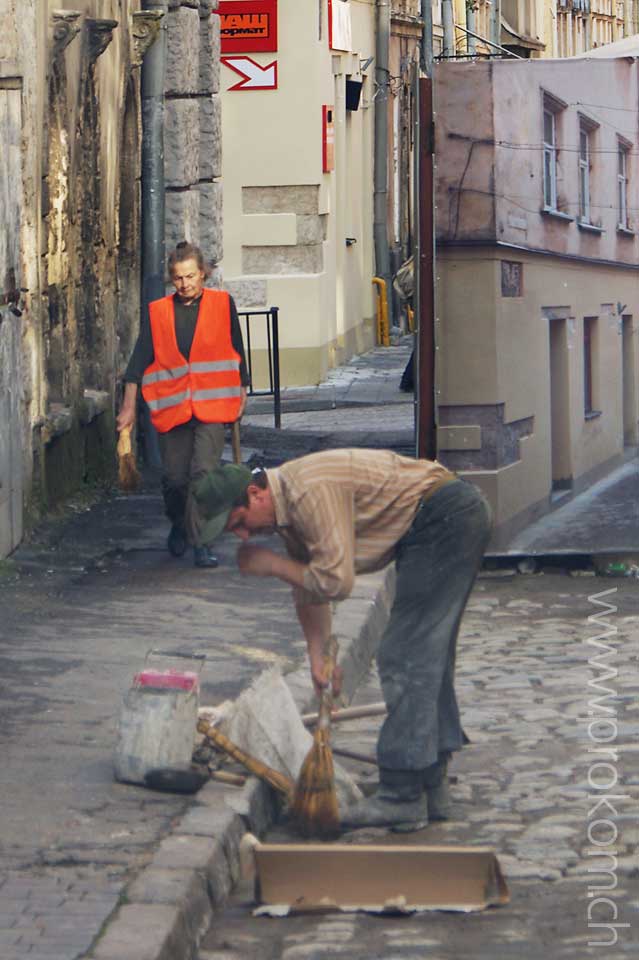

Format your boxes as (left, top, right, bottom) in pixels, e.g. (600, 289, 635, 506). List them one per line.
(190, 360, 239, 375)
(146, 389, 192, 412)
(142, 364, 190, 387)
(192, 386, 242, 402)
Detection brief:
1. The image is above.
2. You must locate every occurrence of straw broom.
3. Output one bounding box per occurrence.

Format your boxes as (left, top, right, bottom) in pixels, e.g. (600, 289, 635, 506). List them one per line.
(291, 634, 340, 839)
(117, 426, 141, 493)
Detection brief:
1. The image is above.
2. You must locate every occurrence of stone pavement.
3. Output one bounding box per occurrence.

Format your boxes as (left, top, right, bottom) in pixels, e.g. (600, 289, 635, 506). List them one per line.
(1, 335, 636, 959)
(199, 571, 639, 960)
(507, 459, 639, 558)
(0, 461, 391, 960)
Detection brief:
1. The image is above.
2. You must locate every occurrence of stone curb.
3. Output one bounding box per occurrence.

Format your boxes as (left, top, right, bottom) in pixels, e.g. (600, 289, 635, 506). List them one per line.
(239, 422, 415, 455)
(86, 568, 394, 960)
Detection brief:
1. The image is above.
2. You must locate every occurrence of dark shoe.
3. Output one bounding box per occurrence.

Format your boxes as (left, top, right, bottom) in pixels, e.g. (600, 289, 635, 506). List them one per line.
(167, 524, 187, 558)
(193, 546, 219, 568)
(341, 792, 428, 833)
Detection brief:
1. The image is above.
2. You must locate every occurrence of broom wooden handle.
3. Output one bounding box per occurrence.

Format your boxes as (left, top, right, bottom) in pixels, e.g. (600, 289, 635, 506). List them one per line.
(197, 718, 294, 800)
(231, 420, 242, 465)
(317, 635, 338, 732)
(302, 701, 387, 727)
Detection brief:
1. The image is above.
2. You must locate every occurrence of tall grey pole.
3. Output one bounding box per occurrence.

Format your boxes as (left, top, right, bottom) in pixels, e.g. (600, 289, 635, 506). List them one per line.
(420, 0, 433, 76)
(140, 0, 167, 467)
(374, 0, 392, 325)
(490, 0, 502, 50)
(442, 0, 455, 58)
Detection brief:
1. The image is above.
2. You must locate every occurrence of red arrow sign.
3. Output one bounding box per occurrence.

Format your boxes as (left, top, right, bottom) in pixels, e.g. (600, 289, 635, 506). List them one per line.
(222, 56, 278, 91)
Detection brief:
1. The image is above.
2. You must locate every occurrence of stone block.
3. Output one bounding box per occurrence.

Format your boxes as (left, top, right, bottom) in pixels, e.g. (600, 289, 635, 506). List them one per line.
(178, 804, 245, 886)
(152, 834, 233, 907)
(166, 188, 201, 251)
(91, 904, 188, 960)
(199, 11, 220, 95)
(206, 266, 223, 288)
(199, 96, 222, 180)
(126, 868, 211, 944)
(224, 278, 268, 309)
(296, 215, 327, 245)
(242, 185, 320, 216)
(199, 181, 223, 264)
(165, 99, 200, 188)
(242, 244, 324, 275)
(165, 7, 200, 95)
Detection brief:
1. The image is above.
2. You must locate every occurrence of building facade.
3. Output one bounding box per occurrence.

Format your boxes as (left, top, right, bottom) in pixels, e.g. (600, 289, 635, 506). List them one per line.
(434, 57, 639, 544)
(219, 0, 378, 386)
(0, 0, 222, 559)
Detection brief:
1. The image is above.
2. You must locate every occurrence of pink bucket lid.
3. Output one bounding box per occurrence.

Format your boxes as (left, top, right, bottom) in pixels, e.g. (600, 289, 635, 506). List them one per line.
(133, 669, 200, 692)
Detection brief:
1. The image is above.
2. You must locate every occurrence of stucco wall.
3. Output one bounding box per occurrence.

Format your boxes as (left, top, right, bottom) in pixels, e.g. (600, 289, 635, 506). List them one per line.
(221, 0, 376, 386)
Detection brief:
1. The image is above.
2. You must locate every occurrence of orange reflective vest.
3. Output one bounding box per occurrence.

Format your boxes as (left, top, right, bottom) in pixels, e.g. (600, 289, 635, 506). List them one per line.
(141, 290, 242, 433)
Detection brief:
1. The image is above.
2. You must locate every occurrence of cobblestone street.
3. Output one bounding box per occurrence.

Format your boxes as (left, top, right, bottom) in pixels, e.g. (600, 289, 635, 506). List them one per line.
(200, 571, 639, 960)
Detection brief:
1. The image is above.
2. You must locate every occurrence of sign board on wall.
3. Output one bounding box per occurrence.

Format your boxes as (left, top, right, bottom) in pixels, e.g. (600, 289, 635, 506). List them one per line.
(219, 0, 278, 54)
(222, 55, 278, 90)
(322, 105, 335, 173)
(328, 0, 352, 52)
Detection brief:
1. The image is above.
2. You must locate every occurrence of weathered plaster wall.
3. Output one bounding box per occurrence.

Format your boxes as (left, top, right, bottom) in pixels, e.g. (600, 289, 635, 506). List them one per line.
(0, 1, 145, 556)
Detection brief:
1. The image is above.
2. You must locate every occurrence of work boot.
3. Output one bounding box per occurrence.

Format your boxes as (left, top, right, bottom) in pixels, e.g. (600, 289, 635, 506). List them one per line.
(423, 756, 451, 821)
(193, 546, 219, 568)
(341, 769, 428, 833)
(426, 778, 451, 821)
(167, 524, 187, 558)
(341, 792, 429, 833)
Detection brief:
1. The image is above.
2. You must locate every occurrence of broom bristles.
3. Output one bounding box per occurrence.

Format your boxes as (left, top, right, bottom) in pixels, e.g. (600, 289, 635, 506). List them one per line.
(292, 723, 340, 838)
(117, 428, 141, 492)
(292, 635, 340, 838)
(118, 453, 141, 492)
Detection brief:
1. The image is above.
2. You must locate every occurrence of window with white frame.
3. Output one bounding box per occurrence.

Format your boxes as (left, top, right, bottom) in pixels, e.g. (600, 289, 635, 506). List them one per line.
(578, 122, 591, 223)
(543, 107, 558, 210)
(618, 141, 630, 229)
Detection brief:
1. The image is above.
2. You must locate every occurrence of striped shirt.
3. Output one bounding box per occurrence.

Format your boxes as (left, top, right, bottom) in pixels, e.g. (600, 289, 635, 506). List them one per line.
(267, 449, 455, 605)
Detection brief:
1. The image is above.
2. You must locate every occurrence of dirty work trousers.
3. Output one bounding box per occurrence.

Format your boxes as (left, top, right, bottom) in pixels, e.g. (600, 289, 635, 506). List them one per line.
(158, 419, 225, 548)
(377, 479, 492, 782)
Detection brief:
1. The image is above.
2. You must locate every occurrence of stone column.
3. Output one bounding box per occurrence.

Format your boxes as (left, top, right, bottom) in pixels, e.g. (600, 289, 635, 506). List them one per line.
(165, 0, 222, 278)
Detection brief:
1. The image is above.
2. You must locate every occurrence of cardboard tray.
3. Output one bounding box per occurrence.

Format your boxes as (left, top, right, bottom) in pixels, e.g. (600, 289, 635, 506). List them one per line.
(247, 839, 509, 916)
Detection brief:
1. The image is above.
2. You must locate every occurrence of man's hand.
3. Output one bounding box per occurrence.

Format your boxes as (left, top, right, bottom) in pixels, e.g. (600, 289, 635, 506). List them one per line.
(116, 382, 138, 433)
(310, 656, 343, 701)
(116, 406, 135, 433)
(237, 544, 281, 578)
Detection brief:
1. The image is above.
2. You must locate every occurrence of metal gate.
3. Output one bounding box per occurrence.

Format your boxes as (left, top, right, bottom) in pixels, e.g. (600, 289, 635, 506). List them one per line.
(0, 83, 24, 558)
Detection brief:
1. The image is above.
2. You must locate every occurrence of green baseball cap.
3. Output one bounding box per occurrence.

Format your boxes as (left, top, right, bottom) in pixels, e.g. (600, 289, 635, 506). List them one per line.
(194, 463, 254, 544)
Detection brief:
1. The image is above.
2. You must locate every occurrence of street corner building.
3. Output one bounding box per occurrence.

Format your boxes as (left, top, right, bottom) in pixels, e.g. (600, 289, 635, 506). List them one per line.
(0, 1, 222, 559)
(433, 54, 639, 547)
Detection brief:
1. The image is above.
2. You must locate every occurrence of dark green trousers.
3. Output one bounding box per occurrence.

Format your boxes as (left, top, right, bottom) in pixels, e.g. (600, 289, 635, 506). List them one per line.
(377, 479, 492, 783)
(158, 419, 225, 547)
